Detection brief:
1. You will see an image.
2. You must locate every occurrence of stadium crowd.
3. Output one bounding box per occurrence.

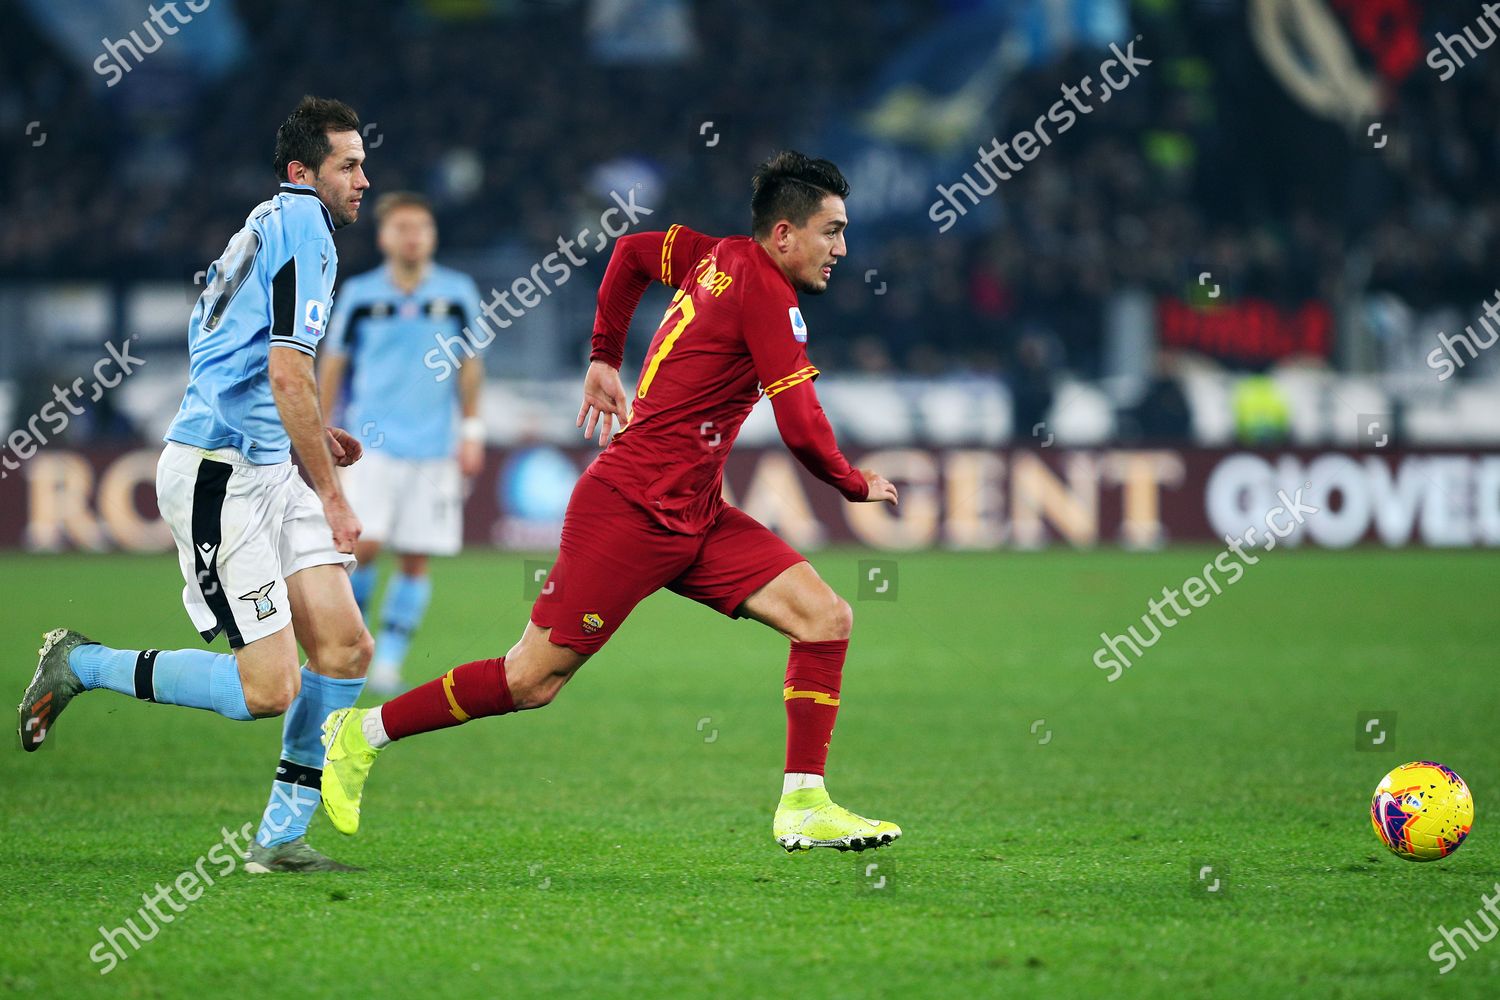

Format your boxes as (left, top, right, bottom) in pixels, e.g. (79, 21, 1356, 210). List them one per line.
(2, 0, 1497, 384)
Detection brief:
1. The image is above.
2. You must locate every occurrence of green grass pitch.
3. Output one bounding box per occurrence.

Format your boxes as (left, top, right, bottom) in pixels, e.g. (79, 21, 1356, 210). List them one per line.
(1, 548, 1498, 998)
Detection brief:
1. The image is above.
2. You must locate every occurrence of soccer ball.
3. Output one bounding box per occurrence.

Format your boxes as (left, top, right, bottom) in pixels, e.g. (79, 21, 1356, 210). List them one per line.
(1370, 761, 1474, 862)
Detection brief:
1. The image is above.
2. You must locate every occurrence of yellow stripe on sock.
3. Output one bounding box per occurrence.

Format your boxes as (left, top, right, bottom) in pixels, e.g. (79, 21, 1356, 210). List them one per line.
(783, 685, 840, 706)
(442, 669, 470, 722)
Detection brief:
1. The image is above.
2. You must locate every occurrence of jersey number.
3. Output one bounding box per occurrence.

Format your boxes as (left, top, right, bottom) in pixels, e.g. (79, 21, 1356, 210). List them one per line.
(201, 229, 261, 333)
(636, 292, 696, 399)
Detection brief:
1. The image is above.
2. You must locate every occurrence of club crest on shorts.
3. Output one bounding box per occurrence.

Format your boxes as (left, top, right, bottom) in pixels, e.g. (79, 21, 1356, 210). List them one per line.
(240, 583, 277, 621)
(581, 612, 604, 634)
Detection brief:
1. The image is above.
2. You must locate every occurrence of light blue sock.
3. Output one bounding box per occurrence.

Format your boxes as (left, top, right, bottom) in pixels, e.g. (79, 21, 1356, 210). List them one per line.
(350, 565, 377, 613)
(257, 666, 366, 846)
(69, 644, 252, 721)
(374, 574, 432, 671)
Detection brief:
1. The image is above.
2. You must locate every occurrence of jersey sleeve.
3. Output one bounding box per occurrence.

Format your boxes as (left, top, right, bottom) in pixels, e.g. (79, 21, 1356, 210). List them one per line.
(768, 382, 869, 501)
(269, 236, 335, 357)
(591, 224, 720, 369)
(740, 266, 866, 500)
(740, 264, 819, 401)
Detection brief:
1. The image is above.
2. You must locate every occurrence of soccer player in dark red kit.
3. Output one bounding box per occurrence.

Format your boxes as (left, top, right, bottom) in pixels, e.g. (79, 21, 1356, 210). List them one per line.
(321, 151, 902, 852)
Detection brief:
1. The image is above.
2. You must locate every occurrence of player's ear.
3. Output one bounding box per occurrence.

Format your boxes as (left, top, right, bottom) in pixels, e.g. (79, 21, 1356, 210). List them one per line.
(773, 220, 795, 252)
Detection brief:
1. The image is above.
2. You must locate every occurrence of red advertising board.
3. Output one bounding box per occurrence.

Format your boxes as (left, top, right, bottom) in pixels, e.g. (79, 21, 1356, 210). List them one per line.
(2, 445, 1497, 551)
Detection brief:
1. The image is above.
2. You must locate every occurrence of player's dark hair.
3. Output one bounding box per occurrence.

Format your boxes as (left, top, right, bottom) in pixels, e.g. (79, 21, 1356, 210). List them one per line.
(273, 95, 362, 181)
(374, 191, 434, 225)
(751, 151, 849, 238)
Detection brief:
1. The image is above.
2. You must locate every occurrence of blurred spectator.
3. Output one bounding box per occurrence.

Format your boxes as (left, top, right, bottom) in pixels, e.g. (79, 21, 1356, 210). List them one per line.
(1123, 352, 1193, 444)
(1231, 374, 1290, 445)
(1, 0, 1496, 381)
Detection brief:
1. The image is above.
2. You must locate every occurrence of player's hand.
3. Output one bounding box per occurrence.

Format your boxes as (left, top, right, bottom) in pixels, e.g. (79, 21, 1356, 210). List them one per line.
(322, 494, 363, 554)
(577, 361, 629, 448)
(859, 469, 899, 507)
(326, 426, 363, 467)
(459, 438, 485, 477)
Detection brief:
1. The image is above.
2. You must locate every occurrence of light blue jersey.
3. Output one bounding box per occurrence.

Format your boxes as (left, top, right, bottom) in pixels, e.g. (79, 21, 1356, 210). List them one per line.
(166, 183, 338, 464)
(323, 264, 483, 460)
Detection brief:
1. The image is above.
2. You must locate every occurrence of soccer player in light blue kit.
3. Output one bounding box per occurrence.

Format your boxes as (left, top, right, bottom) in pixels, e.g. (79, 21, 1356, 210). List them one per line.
(18, 96, 375, 872)
(318, 192, 485, 696)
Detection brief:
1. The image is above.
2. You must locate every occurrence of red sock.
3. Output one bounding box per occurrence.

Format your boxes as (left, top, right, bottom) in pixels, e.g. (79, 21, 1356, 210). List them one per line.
(381, 657, 514, 741)
(783, 639, 847, 776)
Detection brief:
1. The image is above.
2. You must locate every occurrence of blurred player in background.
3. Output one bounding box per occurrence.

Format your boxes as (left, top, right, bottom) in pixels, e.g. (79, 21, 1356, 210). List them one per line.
(17, 96, 373, 872)
(321, 151, 903, 854)
(319, 193, 485, 696)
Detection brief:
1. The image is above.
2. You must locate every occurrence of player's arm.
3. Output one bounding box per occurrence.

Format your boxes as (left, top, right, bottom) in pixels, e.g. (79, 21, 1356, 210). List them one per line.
(458, 354, 484, 476)
(579, 225, 720, 445)
(267, 237, 362, 552)
(455, 277, 486, 474)
(767, 380, 896, 506)
(742, 270, 895, 505)
(270, 349, 362, 551)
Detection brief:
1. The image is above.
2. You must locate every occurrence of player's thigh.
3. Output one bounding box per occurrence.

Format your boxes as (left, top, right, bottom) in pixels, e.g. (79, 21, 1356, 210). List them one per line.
(390, 457, 462, 558)
(666, 506, 829, 634)
(530, 474, 694, 655)
(737, 560, 852, 643)
(287, 563, 371, 679)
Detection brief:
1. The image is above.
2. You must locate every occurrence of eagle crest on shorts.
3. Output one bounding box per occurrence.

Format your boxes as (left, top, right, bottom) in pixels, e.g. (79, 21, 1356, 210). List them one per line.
(239, 583, 277, 621)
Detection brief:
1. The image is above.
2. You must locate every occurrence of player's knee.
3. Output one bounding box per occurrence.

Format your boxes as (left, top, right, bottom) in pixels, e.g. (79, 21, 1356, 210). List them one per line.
(789, 589, 851, 643)
(315, 628, 374, 679)
(509, 669, 565, 711)
(351, 628, 375, 671)
(504, 650, 577, 711)
(827, 594, 854, 641)
(512, 682, 553, 711)
(244, 671, 299, 718)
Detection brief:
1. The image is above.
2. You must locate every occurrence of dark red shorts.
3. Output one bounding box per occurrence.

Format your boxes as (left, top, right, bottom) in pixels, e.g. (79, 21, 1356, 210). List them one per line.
(529, 472, 806, 654)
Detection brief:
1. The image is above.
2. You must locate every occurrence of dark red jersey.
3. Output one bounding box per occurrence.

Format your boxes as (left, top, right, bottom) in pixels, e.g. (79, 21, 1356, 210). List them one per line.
(588, 224, 866, 534)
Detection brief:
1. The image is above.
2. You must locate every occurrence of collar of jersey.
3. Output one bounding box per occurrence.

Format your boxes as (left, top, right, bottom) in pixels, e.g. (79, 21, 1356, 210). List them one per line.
(279, 183, 335, 234)
(381, 263, 435, 297)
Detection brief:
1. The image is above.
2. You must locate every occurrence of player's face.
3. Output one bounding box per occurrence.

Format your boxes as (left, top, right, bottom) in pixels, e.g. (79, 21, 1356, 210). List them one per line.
(311, 129, 370, 228)
(784, 196, 847, 295)
(377, 206, 437, 268)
